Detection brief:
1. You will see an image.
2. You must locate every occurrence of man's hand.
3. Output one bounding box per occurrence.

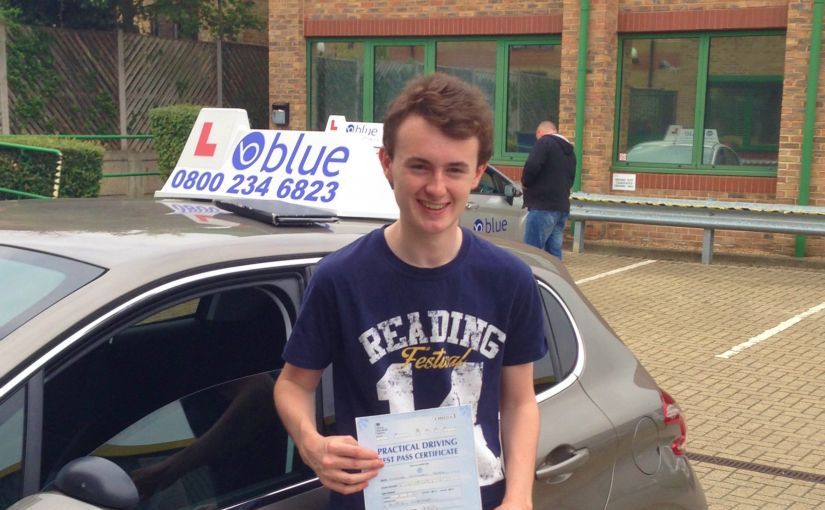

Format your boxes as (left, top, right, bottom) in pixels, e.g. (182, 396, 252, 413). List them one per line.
(299, 433, 384, 494)
(274, 363, 384, 494)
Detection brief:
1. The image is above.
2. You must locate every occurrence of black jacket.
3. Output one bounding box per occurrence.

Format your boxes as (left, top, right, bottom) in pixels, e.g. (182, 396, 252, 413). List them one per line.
(521, 134, 576, 212)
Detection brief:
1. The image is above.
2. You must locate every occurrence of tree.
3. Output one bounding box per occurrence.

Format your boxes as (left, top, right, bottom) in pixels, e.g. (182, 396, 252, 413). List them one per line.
(0, 0, 264, 40)
(142, 0, 265, 41)
(1, 0, 139, 31)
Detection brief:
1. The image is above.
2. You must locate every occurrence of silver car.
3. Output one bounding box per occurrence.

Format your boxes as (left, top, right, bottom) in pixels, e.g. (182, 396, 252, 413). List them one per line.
(462, 165, 526, 242)
(624, 141, 741, 166)
(1, 197, 706, 510)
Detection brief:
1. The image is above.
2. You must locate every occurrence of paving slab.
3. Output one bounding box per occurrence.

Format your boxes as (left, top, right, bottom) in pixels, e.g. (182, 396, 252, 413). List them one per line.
(562, 247, 825, 509)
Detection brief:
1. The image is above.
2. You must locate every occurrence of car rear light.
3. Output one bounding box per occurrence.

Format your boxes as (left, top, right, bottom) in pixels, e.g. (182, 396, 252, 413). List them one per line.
(660, 389, 687, 456)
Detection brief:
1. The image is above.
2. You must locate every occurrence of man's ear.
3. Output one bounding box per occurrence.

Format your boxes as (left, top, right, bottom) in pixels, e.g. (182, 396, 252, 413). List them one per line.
(378, 147, 393, 188)
(471, 163, 487, 189)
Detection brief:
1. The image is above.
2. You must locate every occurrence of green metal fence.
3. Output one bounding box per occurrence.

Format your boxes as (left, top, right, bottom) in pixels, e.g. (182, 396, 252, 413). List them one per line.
(0, 134, 160, 200)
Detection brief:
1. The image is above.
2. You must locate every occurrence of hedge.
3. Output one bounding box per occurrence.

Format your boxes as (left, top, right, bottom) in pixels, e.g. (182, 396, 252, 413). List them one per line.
(148, 104, 204, 181)
(0, 136, 104, 199)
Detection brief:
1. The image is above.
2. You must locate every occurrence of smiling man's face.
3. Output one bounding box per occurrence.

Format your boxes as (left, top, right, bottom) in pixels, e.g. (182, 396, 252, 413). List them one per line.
(379, 114, 485, 240)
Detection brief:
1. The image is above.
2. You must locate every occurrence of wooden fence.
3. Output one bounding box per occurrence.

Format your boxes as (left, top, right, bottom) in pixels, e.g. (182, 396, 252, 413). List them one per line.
(0, 24, 268, 151)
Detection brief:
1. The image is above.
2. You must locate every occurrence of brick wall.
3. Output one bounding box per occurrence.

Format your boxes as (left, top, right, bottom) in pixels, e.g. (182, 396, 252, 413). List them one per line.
(304, 1, 564, 19)
(777, 0, 825, 255)
(269, 0, 307, 130)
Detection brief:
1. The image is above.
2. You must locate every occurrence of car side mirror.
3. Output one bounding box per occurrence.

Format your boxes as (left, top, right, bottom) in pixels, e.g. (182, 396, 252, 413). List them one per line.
(54, 456, 139, 509)
(504, 184, 522, 206)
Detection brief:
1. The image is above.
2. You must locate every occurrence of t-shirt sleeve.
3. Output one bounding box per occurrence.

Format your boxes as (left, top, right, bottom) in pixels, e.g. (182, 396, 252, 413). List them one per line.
(281, 266, 340, 370)
(502, 263, 548, 366)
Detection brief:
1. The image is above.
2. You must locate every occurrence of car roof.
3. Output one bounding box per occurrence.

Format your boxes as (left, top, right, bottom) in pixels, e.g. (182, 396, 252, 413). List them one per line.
(0, 198, 385, 269)
(0, 196, 568, 388)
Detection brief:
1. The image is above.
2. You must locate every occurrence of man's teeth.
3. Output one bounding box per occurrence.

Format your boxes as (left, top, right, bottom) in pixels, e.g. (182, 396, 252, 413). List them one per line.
(422, 201, 447, 210)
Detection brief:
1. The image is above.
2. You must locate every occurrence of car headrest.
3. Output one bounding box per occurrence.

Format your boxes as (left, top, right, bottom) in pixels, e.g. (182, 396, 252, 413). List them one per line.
(207, 287, 274, 322)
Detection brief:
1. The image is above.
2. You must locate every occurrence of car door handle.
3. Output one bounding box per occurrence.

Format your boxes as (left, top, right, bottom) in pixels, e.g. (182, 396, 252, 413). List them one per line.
(535, 446, 590, 480)
(465, 201, 479, 210)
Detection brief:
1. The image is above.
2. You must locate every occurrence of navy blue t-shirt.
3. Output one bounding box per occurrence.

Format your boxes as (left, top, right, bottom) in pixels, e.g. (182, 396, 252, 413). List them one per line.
(282, 227, 547, 509)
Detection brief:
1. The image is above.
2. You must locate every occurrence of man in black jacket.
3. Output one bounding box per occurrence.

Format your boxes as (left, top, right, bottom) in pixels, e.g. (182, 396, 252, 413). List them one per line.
(521, 121, 576, 259)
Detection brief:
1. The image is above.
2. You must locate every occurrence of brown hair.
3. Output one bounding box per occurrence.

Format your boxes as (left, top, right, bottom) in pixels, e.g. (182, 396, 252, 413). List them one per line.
(381, 73, 493, 165)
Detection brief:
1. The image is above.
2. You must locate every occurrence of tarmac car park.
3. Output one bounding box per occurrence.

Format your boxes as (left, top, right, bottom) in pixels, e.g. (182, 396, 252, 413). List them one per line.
(0, 109, 706, 510)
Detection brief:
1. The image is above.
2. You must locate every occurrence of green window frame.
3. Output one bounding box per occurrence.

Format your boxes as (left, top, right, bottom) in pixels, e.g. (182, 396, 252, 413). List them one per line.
(307, 36, 561, 166)
(612, 31, 785, 177)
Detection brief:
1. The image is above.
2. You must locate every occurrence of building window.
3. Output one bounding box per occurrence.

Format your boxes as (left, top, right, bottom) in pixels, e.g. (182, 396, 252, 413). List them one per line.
(308, 37, 561, 164)
(506, 44, 561, 154)
(310, 41, 364, 131)
(374, 44, 426, 121)
(615, 32, 785, 175)
(436, 40, 497, 108)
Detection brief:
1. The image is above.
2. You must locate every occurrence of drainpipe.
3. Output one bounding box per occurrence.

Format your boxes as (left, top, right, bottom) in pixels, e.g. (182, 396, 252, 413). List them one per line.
(572, 0, 590, 192)
(795, 0, 824, 256)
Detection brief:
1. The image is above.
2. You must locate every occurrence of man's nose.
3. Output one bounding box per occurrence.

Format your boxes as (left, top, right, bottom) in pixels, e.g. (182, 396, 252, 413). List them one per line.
(424, 170, 447, 195)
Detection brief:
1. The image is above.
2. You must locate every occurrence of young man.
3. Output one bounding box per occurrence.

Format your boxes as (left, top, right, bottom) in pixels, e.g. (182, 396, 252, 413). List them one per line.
(522, 121, 576, 259)
(274, 73, 547, 510)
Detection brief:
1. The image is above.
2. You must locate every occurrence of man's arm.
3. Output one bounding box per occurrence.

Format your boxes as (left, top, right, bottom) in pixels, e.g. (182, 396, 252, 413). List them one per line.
(521, 138, 548, 188)
(273, 362, 383, 494)
(567, 150, 577, 190)
(496, 362, 539, 510)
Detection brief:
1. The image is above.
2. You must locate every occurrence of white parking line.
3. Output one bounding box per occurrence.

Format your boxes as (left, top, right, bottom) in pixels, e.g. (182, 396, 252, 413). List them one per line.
(716, 300, 825, 359)
(574, 260, 657, 285)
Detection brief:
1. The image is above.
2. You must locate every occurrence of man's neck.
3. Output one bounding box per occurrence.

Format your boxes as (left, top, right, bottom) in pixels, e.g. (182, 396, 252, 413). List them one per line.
(383, 222, 463, 268)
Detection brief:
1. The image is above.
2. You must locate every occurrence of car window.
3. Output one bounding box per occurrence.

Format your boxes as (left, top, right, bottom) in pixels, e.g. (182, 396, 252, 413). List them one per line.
(0, 247, 104, 340)
(39, 281, 310, 509)
(137, 298, 200, 325)
(534, 285, 579, 393)
(715, 147, 739, 166)
(92, 370, 312, 509)
(0, 389, 24, 508)
(473, 166, 512, 195)
(474, 169, 500, 194)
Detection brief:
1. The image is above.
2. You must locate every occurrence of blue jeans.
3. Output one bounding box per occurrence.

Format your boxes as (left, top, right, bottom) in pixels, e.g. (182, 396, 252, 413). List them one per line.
(523, 209, 569, 259)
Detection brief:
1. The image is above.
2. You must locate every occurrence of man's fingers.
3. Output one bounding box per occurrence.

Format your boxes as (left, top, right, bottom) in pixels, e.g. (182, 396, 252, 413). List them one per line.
(319, 452, 383, 472)
(325, 436, 382, 461)
(319, 466, 380, 495)
(307, 435, 384, 495)
(322, 478, 369, 495)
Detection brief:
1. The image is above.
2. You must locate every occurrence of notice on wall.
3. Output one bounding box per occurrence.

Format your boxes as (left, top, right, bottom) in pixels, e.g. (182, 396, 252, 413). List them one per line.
(612, 173, 637, 191)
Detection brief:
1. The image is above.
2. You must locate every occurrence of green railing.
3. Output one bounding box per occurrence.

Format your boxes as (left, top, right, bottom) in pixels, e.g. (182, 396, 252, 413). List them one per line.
(0, 141, 63, 198)
(54, 134, 162, 180)
(0, 134, 160, 199)
(0, 187, 50, 199)
(53, 134, 153, 141)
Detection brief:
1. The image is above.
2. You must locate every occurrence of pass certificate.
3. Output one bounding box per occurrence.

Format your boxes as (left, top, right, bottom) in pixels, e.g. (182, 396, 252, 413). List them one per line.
(356, 405, 481, 510)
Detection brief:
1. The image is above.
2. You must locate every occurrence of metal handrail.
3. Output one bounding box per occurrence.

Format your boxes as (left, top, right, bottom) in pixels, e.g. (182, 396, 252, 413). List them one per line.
(0, 142, 63, 198)
(0, 135, 157, 197)
(53, 134, 152, 140)
(0, 187, 50, 199)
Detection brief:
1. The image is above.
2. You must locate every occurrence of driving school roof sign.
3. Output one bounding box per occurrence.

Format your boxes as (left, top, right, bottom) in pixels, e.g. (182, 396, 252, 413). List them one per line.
(325, 115, 383, 149)
(155, 108, 399, 220)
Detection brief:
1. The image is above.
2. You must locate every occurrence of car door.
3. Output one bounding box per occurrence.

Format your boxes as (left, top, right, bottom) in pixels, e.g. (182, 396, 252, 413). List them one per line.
(2, 263, 330, 510)
(461, 165, 526, 242)
(531, 281, 616, 509)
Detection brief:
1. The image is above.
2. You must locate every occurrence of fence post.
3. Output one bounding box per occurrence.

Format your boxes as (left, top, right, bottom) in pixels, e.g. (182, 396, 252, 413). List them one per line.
(117, 28, 127, 150)
(0, 22, 9, 135)
(216, 38, 223, 107)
